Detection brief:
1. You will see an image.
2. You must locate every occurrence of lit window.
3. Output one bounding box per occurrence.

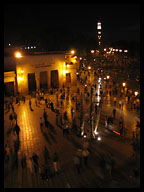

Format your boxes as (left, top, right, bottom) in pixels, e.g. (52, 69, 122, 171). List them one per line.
(97, 22, 101, 30)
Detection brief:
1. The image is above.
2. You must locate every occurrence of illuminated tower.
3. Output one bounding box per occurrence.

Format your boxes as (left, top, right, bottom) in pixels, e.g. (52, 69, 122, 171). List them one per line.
(97, 20, 102, 49)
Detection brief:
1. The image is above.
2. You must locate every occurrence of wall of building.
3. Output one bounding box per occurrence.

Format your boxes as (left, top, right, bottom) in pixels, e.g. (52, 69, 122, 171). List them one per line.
(4, 71, 17, 96)
(15, 53, 77, 94)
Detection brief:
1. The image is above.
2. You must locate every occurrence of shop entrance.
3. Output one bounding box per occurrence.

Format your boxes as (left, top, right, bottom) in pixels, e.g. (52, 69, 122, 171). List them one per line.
(28, 73, 36, 93)
(40, 71, 48, 90)
(4, 82, 14, 96)
(51, 70, 59, 88)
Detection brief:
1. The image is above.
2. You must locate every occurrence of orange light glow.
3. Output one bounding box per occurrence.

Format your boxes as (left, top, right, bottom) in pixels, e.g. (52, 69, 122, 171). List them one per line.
(122, 82, 126, 87)
(15, 52, 22, 58)
(113, 131, 120, 135)
(71, 50, 75, 54)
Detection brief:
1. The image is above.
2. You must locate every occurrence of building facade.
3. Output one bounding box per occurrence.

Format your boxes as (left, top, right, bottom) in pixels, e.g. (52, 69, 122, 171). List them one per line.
(4, 48, 78, 95)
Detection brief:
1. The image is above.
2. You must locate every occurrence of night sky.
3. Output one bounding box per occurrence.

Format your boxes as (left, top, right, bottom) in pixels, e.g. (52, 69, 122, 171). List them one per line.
(4, 3, 140, 47)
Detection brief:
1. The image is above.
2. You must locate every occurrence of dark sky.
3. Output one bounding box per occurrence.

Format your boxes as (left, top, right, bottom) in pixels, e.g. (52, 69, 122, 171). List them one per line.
(4, 3, 140, 46)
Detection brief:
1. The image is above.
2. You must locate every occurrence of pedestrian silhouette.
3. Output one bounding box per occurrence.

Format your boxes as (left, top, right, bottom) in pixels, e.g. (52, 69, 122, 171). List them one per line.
(14, 121, 20, 138)
(53, 152, 60, 174)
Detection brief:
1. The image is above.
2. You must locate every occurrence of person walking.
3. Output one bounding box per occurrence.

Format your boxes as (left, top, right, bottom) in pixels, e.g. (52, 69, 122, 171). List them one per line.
(107, 117, 110, 129)
(40, 117, 44, 132)
(43, 146, 50, 164)
(114, 96, 116, 106)
(27, 158, 34, 175)
(9, 113, 14, 129)
(73, 155, 81, 174)
(60, 113, 63, 126)
(125, 96, 128, 104)
(113, 108, 116, 119)
(71, 107, 74, 119)
(20, 152, 27, 169)
(63, 124, 69, 136)
(64, 111, 68, 121)
(133, 100, 136, 110)
(82, 149, 90, 167)
(119, 99, 122, 109)
(121, 98, 124, 110)
(32, 153, 39, 173)
(95, 104, 98, 114)
(53, 152, 60, 175)
(43, 108, 48, 127)
(14, 121, 20, 139)
(105, 116, 108, 128)
(14, 136, 20, 154)
(56, 111, 59, 125)
(136, 101, 139, 113)
(76, 149, 83, 168)
(29, 99, 32, 110)
(13, 111, 17, 122)
(4, 143, 11, 162)
(45, 97, 47, 108)
(35, 97, 38, 106)
(119, 118, 123, 136)
(39, 164, 49, 181)
(23, 95, 25, 103)
(135, 127, 139, 142)
(11, 104, 14, 113)
(50, 102, 54, 111)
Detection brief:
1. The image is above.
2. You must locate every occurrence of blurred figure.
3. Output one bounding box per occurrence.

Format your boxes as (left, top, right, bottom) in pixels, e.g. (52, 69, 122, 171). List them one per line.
(40, 117, 43, 132)
(53, 152, 60, 174)
(113, 108, 116, 119)
(32, 153, 39, 173)
(20, 152, 27, 169)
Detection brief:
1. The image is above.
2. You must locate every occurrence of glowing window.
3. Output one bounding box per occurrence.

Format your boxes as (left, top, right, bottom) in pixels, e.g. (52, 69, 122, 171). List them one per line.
(97, 22, 101, 30)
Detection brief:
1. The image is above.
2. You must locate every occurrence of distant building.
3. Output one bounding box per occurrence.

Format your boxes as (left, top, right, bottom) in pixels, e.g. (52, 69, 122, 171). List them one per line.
(4, 47, 78, 96)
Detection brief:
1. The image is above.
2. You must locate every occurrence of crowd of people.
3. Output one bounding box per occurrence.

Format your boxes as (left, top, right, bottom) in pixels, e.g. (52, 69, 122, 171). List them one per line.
(4, 69, 140, 187)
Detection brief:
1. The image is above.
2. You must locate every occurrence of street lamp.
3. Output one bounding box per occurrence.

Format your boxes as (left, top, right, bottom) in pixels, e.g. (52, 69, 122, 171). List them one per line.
(71, 50, 75, 54)
(106, 75, 110, 79)
(122, 82, 126, 87)
(134, 91, 138, 96)
(15, 51, 22, 58)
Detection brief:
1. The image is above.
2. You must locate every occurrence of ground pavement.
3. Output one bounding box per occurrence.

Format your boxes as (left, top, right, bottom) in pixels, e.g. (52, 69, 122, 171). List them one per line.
(4, 85, 140, 188)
